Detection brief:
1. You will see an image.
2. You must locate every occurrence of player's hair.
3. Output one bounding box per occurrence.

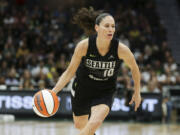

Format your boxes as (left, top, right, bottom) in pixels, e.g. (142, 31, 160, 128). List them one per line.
(73, 7, 112, 36)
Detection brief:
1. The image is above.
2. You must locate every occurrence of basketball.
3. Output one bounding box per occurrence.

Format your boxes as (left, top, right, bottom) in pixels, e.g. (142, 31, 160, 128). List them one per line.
(32, 89, 59, 117)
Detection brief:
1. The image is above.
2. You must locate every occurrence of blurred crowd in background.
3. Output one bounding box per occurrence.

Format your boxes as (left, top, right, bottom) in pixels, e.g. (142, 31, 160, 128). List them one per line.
(178, 0, 180, 7)
(0, 0, 179, 99)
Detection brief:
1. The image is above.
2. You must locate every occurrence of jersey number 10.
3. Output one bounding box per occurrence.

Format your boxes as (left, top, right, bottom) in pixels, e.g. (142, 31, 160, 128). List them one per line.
(104, 69, 114, 77)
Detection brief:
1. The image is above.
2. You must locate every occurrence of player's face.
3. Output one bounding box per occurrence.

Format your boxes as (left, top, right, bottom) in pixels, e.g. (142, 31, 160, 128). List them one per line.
(95, 16, 115, 40)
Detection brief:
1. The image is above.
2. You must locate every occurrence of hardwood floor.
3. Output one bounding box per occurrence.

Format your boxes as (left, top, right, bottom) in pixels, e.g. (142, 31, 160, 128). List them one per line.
(0, 120, 179, 135)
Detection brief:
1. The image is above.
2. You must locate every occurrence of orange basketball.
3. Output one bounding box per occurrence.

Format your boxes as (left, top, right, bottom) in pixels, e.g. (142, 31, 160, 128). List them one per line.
(32, 89, 59, 117)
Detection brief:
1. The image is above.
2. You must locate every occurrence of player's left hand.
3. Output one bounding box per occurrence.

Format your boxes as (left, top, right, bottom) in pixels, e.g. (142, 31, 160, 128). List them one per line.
(129, 92, 141, 111)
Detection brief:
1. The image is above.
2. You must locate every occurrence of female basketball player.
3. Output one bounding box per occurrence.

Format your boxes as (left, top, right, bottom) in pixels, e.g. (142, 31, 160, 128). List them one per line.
(52, 8, 141, 135)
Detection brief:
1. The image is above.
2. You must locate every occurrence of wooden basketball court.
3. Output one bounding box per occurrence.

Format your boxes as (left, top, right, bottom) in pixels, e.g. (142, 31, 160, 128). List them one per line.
(0, 120, 179, 135)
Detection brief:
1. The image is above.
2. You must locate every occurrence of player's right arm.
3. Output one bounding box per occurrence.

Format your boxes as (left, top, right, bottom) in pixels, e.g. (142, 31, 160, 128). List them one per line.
(52, 39, 88, 94)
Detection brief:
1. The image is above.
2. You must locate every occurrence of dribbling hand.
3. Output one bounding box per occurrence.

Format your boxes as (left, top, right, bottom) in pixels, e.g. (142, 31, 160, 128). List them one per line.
(129, 93, 141, 111)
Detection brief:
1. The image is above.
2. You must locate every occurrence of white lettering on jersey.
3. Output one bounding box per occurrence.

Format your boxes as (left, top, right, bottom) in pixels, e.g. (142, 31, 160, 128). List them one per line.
(86, 59, 116, 69)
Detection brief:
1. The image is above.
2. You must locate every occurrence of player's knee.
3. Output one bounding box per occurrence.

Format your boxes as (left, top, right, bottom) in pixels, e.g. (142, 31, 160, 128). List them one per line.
(74, 121, 86, 130)
(88, 120, 102, 130)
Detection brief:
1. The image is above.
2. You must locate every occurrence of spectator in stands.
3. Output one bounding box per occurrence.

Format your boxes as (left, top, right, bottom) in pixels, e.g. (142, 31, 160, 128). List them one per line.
(16, 42, 30, 58)
(56, 53, 68, 75)
(47, 67, 59, 87)
(142, 80, 161, 93)
(0, 76, 6, 90)
(162, 96, 172, 123)
(19, 69, 36, 88)
(164, 57, 177, 72)
(37, 72, 48, 88)
(5, 67, 19, 86)
(164, 67, 176, 85)
(176, 74, 180, 85)
(0, 0, 8, 13)
(19, 79, 34, 90)
(31, 61, 49, 77)
(38, 80, 45, 90)
(0, 76, 5, 84)
(3, 38, 16, 59)
(1, 61, 8, 77)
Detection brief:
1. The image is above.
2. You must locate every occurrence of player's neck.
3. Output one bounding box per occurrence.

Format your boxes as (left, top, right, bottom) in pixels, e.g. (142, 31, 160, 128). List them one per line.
(96, 36, 110, 49)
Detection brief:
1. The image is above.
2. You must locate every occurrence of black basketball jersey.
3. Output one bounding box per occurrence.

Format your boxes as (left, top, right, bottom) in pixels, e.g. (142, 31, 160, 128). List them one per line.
(73, 35, 121, 98)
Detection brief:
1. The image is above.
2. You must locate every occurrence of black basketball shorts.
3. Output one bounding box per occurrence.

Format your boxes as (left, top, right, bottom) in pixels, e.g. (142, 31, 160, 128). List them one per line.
(71, 91, 114, 116)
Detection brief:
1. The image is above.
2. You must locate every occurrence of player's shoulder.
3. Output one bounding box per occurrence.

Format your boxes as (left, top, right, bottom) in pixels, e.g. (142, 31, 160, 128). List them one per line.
(76, 38, 88, 50)
(118, 42, 132, 59)
(78, 38, 88, 46)
(75, 38, 89, 56)
(118, 42, 130, 52)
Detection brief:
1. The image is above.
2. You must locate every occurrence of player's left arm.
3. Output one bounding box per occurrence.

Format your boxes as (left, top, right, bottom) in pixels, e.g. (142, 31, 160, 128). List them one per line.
(118, 43, 141, 111)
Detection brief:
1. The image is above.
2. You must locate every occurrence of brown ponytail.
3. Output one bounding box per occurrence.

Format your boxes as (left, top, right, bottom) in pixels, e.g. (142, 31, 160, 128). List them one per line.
(73, 7, 103, 36)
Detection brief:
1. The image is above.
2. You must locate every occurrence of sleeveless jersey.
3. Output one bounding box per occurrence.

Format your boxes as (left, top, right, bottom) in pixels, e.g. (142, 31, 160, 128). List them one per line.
(73, 35, 121, 98)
